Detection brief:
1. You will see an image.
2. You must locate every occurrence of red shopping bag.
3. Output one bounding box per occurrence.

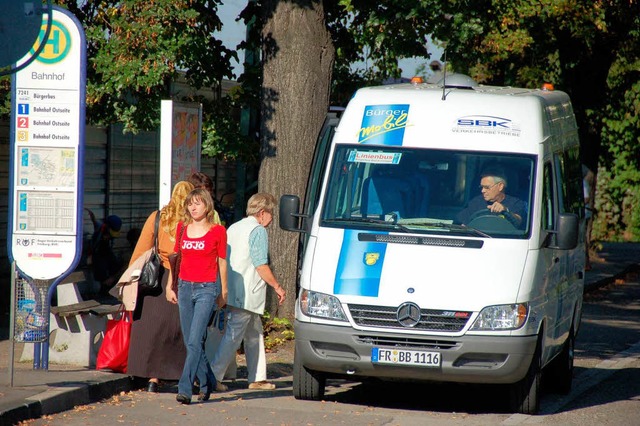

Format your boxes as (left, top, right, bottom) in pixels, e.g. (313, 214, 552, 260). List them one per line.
(96, 308, 132, 373)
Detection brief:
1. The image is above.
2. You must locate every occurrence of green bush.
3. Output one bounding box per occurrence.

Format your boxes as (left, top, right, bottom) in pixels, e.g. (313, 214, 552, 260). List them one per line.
(592, 166, 640, 242)
(261, 311, 294, 351)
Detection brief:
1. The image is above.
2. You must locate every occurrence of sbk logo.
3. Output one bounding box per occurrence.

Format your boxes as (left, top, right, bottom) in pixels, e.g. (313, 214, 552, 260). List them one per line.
(456, 115, 513, 129)
(182, 240, 205, 250)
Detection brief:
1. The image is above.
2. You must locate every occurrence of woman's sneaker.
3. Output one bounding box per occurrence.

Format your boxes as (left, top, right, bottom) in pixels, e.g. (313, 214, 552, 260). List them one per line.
(248, 381, 276, 390)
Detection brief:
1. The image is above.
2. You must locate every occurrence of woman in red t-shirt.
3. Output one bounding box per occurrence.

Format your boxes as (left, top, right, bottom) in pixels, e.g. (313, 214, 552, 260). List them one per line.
(169, 188, 228, 405)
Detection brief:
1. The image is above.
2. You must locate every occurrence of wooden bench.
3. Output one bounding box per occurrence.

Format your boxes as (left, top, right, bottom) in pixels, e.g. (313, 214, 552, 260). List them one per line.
(50, 299, 121, 318)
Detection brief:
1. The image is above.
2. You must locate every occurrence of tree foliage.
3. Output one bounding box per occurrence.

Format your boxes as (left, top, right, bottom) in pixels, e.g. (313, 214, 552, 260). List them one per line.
(0, 0, 257, 161)
(328, 1, 637, 155)
(325, 1, 439, 103)
(79, 0, 236, 132)
(594, 56, 640, 240)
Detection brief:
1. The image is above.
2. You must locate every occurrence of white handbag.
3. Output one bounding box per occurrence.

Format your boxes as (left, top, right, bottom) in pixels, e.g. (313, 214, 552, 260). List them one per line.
(205, 309, 237, 380)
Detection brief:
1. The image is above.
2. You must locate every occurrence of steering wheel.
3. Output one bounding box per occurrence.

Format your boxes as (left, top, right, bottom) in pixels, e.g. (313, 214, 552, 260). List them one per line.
(467, 209, 498, 222)
(467, 208, 518, 231)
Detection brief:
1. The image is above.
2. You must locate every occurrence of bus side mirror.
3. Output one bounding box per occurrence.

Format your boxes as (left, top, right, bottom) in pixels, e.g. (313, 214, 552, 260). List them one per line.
(547, 213, 579, 250)
(279, 194, 305, 233)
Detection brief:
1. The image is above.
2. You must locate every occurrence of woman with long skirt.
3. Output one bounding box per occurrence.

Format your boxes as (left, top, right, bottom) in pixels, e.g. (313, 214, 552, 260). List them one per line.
(127, 181, 195, 392)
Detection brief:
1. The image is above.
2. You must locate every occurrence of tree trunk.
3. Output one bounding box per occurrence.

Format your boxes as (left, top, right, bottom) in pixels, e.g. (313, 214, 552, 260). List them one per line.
(259, 1, 334, 319)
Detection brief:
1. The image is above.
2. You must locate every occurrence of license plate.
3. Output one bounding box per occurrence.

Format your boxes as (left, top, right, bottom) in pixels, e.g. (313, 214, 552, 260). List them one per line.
(371, 347, 441, 367)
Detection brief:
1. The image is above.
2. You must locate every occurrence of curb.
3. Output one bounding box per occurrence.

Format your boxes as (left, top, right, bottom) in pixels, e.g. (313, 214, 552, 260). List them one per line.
(0, 375, 136, 426)
(585, 263, 640, 292)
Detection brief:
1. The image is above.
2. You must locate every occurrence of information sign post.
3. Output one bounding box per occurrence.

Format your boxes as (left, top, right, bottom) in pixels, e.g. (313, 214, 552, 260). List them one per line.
(8, 6, 86, 369)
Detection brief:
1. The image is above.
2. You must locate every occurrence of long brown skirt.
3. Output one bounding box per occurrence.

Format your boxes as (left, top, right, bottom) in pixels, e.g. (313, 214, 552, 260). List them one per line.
(127, 269, 186, 380)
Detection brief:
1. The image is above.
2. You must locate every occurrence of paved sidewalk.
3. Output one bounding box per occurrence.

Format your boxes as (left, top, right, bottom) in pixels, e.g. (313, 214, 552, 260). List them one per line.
(1, 242, 639, 425)
(583, 242, 640, 290)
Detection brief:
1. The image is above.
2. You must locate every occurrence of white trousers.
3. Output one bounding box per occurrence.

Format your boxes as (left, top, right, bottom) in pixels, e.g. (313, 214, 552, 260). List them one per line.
(211, 306, 267, 383)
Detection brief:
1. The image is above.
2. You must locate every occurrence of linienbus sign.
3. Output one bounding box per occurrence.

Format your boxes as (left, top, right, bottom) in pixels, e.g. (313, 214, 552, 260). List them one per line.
(9, 6, 86, 280)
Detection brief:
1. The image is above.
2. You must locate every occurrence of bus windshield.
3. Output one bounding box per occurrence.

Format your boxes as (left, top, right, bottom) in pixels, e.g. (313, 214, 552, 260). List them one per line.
(320, 145, 536, 238)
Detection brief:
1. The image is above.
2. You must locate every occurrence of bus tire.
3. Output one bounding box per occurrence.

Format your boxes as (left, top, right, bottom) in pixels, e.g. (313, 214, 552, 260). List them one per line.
(293, 351, 325, 401)
(509, 336, 542, 414)
(545, 327, 575, 394)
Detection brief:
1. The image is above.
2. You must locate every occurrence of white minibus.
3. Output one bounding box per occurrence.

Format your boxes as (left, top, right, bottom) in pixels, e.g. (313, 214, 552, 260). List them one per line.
(280, 75, 586, 414)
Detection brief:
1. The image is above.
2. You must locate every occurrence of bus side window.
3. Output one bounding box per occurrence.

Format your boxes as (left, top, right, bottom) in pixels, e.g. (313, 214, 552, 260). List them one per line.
(542, 162, 555, 230)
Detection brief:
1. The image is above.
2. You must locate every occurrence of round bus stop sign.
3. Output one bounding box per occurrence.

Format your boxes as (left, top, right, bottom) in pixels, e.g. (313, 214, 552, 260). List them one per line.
(0, 1, 45, 68)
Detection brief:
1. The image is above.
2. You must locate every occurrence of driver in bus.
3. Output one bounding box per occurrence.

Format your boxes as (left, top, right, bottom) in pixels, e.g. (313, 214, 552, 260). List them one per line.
(456, 170, 526, 228)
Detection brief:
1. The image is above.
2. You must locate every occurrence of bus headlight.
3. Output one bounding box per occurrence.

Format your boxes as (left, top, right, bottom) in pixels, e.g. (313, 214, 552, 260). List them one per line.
(299, 289, 348, 321)
(470, 303, 528, 330)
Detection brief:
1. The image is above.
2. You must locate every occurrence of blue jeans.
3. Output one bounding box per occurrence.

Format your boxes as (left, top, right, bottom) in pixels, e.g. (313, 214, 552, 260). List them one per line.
(177, 279, 219, 398)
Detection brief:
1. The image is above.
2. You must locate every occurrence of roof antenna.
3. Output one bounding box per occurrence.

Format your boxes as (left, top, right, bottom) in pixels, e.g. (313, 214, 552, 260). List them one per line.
(441, 48, 447, 101)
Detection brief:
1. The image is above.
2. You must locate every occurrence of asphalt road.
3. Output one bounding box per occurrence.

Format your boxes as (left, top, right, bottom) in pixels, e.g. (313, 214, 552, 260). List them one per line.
(22, 268, 640, 425)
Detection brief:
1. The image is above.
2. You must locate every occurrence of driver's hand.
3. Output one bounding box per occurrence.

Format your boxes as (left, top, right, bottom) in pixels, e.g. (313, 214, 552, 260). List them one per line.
(488, 202, 506, 213)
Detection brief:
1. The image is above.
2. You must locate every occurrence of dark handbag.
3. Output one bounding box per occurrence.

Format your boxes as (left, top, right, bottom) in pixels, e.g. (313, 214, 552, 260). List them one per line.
(168, 224, 185, 291)
(138, 211, 163, 293)
(96, 307, 132, 373)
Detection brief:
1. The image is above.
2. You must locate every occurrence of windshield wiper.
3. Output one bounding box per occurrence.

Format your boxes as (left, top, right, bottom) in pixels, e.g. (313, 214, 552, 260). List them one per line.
(324, 218, 411, 233)
(400, 221, 492, 238)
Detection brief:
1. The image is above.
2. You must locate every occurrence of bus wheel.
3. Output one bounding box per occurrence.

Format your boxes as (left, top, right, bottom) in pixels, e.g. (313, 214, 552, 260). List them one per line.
(509, 337, 542, 414)
(293, 351, 326, 401)
(545, 327, 575, 394)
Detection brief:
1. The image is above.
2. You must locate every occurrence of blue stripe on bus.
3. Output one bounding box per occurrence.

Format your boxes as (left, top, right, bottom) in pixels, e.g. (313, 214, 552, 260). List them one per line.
(333, 229, 388, 297)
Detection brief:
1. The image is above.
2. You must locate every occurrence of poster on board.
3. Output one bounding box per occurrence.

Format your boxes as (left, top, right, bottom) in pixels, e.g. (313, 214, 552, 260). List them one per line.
(159, 100, 202, 208)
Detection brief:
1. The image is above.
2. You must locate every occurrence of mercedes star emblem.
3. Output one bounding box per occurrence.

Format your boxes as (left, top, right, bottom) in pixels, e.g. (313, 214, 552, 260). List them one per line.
(397, 302, 421, 327)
